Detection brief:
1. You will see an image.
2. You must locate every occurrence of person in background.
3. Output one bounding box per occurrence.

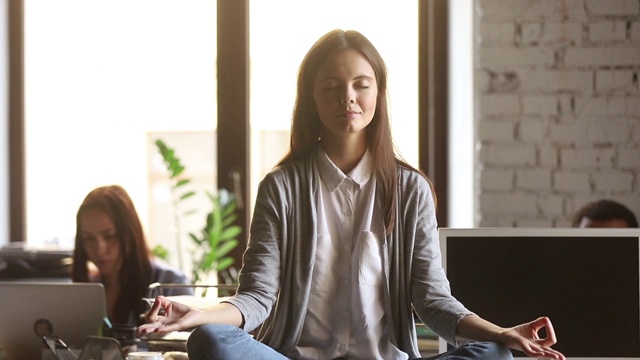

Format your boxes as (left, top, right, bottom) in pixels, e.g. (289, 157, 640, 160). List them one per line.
(571, 199, 639, 228)
(138, 29, 565, 360)
(72, 184, 193, 326)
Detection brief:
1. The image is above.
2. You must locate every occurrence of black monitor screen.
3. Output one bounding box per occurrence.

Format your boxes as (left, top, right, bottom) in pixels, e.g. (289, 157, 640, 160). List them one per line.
(445, 235, 640, 357)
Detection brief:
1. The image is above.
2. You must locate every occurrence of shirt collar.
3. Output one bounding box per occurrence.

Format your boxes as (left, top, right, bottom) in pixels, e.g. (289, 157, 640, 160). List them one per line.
(317, 147, 374, 192)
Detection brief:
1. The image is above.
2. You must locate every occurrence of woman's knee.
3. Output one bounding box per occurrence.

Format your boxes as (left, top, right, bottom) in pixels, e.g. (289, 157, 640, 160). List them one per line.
(187, 324, 243, 358)
(187, 324, 286, 360)
(469, 341, 513, 360)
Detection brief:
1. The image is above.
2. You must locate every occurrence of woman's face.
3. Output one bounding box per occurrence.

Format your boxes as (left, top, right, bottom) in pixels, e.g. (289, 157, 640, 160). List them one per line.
(312, 48, 378, 140)
(79, 208, 123, 278)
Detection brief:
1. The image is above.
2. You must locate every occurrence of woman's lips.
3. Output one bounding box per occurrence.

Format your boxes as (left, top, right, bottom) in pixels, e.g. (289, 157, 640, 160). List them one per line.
(342, 111, 360, 119)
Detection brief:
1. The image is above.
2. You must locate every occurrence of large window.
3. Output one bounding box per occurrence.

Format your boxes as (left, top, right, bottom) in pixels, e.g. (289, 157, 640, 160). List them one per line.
(24, 0, 218, 265)
(249, 1, 419, 207)
(14, 1, 453, 275)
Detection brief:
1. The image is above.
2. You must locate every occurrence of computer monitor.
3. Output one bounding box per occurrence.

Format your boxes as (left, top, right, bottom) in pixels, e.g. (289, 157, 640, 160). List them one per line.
(438, 227, 640, 359)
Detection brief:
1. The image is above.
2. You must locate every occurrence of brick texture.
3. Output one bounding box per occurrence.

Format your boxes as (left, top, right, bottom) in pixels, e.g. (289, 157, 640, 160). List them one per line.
(475, 0, 640, 227)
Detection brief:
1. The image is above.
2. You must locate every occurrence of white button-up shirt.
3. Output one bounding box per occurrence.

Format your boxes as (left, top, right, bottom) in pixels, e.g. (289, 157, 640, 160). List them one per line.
(294, 149, 407, 360)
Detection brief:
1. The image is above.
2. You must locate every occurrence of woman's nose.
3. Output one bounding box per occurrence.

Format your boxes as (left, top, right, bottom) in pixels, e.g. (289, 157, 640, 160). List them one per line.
(340, 92, 355, 104)
(339, 85, 356, 104)
(95, 238, 108, 253)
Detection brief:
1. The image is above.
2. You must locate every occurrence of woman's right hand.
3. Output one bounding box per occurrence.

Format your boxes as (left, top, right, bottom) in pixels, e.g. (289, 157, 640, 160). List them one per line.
(136, 296, 202, 335)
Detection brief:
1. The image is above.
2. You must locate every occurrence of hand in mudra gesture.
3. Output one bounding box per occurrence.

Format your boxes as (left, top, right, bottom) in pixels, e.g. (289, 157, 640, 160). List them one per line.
(137, 296, 201, 335)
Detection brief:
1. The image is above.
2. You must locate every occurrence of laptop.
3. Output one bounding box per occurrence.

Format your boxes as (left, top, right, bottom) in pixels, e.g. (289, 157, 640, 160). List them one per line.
(0, 281, 107, 360)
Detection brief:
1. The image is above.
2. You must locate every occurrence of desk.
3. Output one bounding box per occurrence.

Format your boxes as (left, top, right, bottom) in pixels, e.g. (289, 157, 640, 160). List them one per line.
(417, 323, 439, 356)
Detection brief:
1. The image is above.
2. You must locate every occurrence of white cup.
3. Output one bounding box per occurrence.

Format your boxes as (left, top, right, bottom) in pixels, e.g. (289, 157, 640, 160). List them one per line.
(126, 352, 164, 360)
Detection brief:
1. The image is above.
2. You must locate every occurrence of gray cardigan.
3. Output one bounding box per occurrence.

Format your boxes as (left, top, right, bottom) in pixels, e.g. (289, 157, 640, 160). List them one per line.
(226, 151, 472, 359)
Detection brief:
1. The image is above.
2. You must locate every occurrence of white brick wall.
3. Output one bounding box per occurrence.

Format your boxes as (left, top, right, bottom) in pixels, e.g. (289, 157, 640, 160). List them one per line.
(589, 21, 627, 43)
(585, 0, 639, 16)
(475, 0, 640, 227)
(631, 21, 640, 43)
(595, 69, 636, 94)
(519, 117, 548, 142)
(541, 23, 583, 45)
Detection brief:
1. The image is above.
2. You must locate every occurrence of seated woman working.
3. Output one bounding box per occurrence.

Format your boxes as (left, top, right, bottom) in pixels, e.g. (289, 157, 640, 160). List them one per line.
(72, 184, 193, 326)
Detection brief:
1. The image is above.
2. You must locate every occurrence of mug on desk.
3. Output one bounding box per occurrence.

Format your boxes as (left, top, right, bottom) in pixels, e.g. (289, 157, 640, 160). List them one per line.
(105, 323, 141, 353)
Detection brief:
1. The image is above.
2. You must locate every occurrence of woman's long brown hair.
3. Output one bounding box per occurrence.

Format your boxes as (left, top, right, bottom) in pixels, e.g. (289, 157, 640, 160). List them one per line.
(72, 184, 152, 325)
(279, 29, 431, 234)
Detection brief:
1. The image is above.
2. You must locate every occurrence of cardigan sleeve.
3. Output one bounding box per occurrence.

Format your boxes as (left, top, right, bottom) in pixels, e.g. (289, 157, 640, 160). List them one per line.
(225, 170, 285, 332)
(225, 156, 318, 354)
(400, 169, 473, 345)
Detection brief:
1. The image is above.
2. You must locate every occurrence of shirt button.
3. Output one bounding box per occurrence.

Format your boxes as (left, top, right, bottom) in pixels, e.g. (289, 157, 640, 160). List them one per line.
(343, 244, 350, 251)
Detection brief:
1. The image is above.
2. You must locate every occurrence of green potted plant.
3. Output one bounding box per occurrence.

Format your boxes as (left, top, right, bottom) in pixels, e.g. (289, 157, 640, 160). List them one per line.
(188, 188, 241, 286)
(154, 139, 242, 295)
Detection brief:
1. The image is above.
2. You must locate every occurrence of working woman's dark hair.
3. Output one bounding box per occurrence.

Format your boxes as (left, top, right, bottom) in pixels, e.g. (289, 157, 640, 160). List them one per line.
(72, 184, 152, 324)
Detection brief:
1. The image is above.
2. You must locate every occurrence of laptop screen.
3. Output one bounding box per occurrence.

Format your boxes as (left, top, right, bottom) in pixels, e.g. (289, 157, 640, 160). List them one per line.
(438, 228, 640, 359)
(0, 281, 107, 360)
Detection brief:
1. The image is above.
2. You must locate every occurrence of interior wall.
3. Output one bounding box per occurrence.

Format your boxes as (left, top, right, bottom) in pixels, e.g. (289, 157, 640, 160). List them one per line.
(475, 0, 640, 227)
(448, 0, 474, 227)
(0, 0, 9, 246)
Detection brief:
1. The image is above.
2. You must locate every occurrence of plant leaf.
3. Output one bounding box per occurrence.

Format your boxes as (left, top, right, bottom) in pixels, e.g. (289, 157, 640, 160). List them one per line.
(215, 257, 235, 272)
(216, 239, 239, 258)
(176, 179, 191, 187)
(188, 233, 203, 245)
(221, 214, 238, 228)
(182, 209, 198, 217)
(220, 226, 242, 241)
(180, 191, 197, 201)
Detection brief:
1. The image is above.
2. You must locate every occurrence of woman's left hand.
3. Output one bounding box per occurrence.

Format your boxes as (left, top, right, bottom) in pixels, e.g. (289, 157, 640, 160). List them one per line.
(497, 316, 565, 360)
